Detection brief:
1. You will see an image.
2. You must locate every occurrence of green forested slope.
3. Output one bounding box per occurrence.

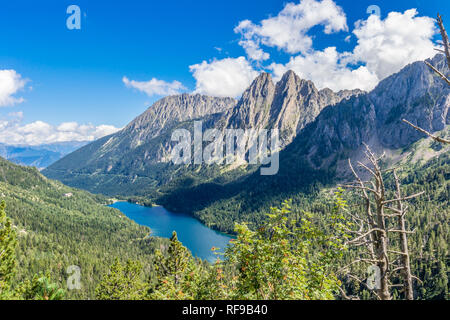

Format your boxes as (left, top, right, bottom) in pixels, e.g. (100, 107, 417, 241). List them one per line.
(91, 149, 449, 300)
(393, 152, 449, 299)
(1, 150, 447, 300)
(159, 146, 449, 299)
(0, 156, 164, 299)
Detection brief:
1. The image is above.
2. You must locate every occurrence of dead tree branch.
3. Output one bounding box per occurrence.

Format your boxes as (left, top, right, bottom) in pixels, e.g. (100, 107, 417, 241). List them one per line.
(403, 14, 450, 145)
(402, 119, 450, 145)
(437, 13, 450, 67)
(424, 61, 450, 85)
(340, 145, 423, 300)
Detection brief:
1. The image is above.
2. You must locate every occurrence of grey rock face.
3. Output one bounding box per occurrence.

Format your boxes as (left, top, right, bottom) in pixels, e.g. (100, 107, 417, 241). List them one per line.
(370, 54, 449, 148)
(292, 95, 377, 169)
(226, 73, 275, 130)
(124, 93, 237, 147)
(269, 71, 363, 146)
(289, 54, 449, 169)
(90, 94, 237, 162)
(225, 70, 362, 146)
(269, 71, 321, 145)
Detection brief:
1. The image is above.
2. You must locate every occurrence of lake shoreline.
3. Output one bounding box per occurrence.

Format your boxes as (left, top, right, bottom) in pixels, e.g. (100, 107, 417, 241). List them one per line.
(124, 199, 236, 237)
(108, 202, 234, 263)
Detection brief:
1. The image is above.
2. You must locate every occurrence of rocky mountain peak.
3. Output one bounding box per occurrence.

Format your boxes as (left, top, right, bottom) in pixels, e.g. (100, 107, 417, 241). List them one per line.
(279, 69, 297, 83)
(120, 94, 236, 149)
(226, 69, 365, 145)
(267, 70, 363, 146)
(227, 73, 275, 129)
(245, 72, 275, 98)
(279, 70, 313, 87)
(369, 54, 449, 148)
(290, 54, 449, 172)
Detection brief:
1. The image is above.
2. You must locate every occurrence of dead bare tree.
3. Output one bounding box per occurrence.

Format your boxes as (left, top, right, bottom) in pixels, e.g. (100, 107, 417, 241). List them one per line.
(339, 144, 424, 300)
(337, 13, 446, 301)
(403, 13, 450, 144)
(392, 169, 415, 300)
(425, 13, 450, 85)
(428, 14, 450, 79)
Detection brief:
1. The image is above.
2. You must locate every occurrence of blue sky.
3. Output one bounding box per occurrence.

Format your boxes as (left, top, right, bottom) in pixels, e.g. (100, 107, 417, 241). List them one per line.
(0, 0, 448, 145)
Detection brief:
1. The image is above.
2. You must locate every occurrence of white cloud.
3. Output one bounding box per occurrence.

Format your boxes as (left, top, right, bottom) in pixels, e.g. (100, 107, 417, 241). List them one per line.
(123, 76, 186, 97)
(0, 113, 121, 146)
(269, 47, 379, 91)
(238, 39, 270, 61)
(92, 124, 121, 138)
(126, 4, 436, 98)
(0, 70, 27, 107)
(57, 121, 79, 132)
(349, 9, 436, 80)
(189, 57, 259, 97)
(234, 0, 348, 59)
(266, 7, 437, 91)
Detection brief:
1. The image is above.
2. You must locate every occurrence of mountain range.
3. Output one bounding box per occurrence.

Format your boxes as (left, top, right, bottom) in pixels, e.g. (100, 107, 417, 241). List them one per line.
(2, 54, 448, 301)
(42, 66, 364, 194)
(0, 141, 89, 169)
(43, 54, 449, 232)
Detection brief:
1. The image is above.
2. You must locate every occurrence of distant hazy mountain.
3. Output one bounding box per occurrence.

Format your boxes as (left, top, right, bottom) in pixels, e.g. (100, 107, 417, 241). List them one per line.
(0, 141, 88, 169)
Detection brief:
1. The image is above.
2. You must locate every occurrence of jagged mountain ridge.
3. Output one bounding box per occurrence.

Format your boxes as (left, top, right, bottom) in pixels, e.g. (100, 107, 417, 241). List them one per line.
(292, 54, 449, 173)
(224, 70, 363, 146)
(124, 94, 238, 147)
(43, 70, 361, 193)
(44, 55, 448, 201)
(154, 55, 449, 232)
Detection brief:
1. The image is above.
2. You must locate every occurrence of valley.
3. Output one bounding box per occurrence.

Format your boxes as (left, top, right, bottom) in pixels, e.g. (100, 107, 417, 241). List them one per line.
(44, 55, 449, 234)
(0, 156, 166, 299)
(1, 0, 449, 303)
(1, 55, 448, 301)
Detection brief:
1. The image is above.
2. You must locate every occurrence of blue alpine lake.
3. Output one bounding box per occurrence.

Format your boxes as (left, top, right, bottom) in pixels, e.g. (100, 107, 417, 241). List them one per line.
(109, 201, 233, 263)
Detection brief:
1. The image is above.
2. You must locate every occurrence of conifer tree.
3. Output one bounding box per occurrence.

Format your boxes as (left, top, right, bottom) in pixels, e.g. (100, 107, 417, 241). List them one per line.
(95, 259, 148, 300)
(0, 201, 16, 298)
(151, 231, 197, 299)
(224, 200, 346, 300)
(19, 273, 65, 300)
